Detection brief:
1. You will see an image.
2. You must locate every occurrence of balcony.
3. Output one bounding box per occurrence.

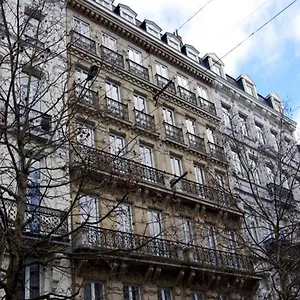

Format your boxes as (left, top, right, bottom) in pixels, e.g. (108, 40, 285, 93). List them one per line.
(198, 97, 216, 115)
(75, 145, 166, 186)
(134, 109, 155, 132)
(180, 179, 236, 207)
(128, 60, 149, 81)
(70, 30, 96, 54)
(187, 133, 206, 154)
(164, 122, 184, 144)
(19, 105, 52, 133)
(0, 199, 68, 237)
(267, 183, 294, 203)
(105, 97, 129, 121)
(209, 142, 226, 162)
(74, 226, 254, 274)
(178, 86, 197, 106)
(155, 74, 176, 94)
(100, 45, 124, 69)
(75, 85, 98, 108)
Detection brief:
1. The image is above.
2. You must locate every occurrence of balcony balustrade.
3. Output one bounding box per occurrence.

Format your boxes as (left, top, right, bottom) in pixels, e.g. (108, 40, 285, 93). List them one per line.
(70, 30, 96, 53)
(0, 199, 68, 236)
(74, 226, 254, 274)
(164, 122, 184, 144)
(187, 133, 206, 154)
(198, 97, 217, 115)
(178, 86, 197, 106)
(155, 74, 176, 94)
(105, 97, 129, 120)
(209, 142, 226, 162)
(267, 183, 294, 202)
(19, 105, 52, 133)
(128, 60, 149, 81)
(134, 109, 155, 132)
(100, 45, 124, 69)
(75, 85, 98, 108)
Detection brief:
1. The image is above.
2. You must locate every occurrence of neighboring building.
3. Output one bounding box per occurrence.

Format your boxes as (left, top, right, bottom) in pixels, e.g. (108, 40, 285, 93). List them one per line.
(0, 0, 71, 299)
(67, 1, 260, 300)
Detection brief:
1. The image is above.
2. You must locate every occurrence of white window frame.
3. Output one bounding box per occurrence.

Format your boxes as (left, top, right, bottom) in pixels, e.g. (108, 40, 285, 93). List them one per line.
(139, 144, 154, 167)
(206, 127, 215, 144)
(134, 94, 147, 112)
(109, 133, 125, 155)
(232, 151, 243, 175)
(101, 33, 116, 50)
(245, 82, 255, 97)
(117, 203, 133, 234)
(255, 123, 265, 144)
(239, 115, 249, 136)
(24, 16, 40, 39)
(155, 62, 169, 79)
(186, 49, 198, 61)
(211, 64, 222, 76)
(84, 281, 104, 300)
(197, 85, 208, 100)
(170, 156, 183, 176)
(24, 265, 41, 300)
(177, 73, 189, 90)
(94, 0, 112, 10)
(128, 47, 142, 64)
(163, 107, 174, 125)
(186, 118, 196, 135)
(76, 123, 95, 147)
(167, 36, 180, 51)
(145, 24, 161, 39)
(123, 285, 141, 300)
(73, 17, 90, 37)
(79, 195, 99, 225)
(270, 131, 278, 150)
(250, 158, 261, 185)
(105, 81, 121, 102)
(194, 165, 205, 185)
(120, 8, 136, 24)
(181, 218, 194, 245)
(221, 106, 231, 127)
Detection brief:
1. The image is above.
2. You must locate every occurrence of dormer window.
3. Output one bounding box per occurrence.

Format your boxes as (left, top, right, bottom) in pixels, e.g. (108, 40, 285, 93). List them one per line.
(211, 64, 222, 76)
(94, 0, 113, 10)
(119, 5, 137, 24)
(186, 50, 198, 61)
(245, 82, 255, 97)
(203, 53, 225, 78)
(146, 25, 160, 39)
(237, 75, 257, 98)
(182, 45, 199, 62)
(167, 36, 181, 51)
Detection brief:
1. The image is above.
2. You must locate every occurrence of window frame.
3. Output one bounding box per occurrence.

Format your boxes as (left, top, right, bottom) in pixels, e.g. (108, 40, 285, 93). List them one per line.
(155, 62, 169, 79)
(24, 265, 41, 300)
(221, 105, 231, 127)
(255, 123, 265, 144)
(167, 36, 181, 51)
(197, 85, 208, 100)
(120, 7, 136, 24)
(170, 156, 183, 176)
(145, 23, 161, 39)
(76, 123, 95, 147)
(84, 281, 104, 300)
(239, 114, 249, 136)
(123, 285, 141, 300)
(139, 144, 154, 167)
(109, 133, 125, 155)
(158, 288, 172, 300)
(101, 33, 117, 50)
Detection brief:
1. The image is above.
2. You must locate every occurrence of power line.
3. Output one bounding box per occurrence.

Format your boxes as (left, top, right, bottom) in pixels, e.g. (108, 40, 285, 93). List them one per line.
(176, 0, 216, 32)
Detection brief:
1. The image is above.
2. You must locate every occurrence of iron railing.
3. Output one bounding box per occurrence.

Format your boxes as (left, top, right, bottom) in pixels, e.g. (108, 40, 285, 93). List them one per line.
(178, 86, 197, 106)
(155, 74, 176, 94)
(100, 45, 124, 68)
(75, 85, 98, 108)
(70, 30, 96, 53)
(128, 60, 149, 81)
(105, 97, 129, 120)
(74, 226, 254, 273)
(267, 183, 294, 202)
(75, 145, 166, 185)
(134, 109, 155, 132)
(164, 122, 184, 144)
(187, 133, 206, 154)
(198, 97, 217, 115)
(0, 199, 68, 236)
(209, 142, 226, 162)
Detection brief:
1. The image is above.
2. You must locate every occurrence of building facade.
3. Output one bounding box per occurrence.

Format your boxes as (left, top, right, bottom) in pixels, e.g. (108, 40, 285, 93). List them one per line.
(67, 1, 261, 300)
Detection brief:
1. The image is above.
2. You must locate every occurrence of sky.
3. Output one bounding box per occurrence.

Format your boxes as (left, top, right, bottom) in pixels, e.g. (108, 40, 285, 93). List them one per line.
(117, 0, 300, 139)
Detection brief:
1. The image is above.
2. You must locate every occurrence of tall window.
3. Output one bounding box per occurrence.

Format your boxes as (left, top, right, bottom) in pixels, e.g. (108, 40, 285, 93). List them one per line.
(155, 62, 169, 78)
(146, 24, 161, 39)
(79, 195, 99, 225)
(24, 265, 41, 300)
(216, 172, 226, 189)
(250, 158, 261, 185)
(163, 107, 174, 125)
(167, 37, 180, 50)
(191, 292, 204, 300)
(123, 285, 141, 300)
(139, 144, 154, 167)
(239, 115, 249, 136)
(211, 64, 222, 76)
(102, 33, 116, 50)
(177, 74, 189, 89)
(245, 82, 255, 96)
(24, 16, 40, 39)
(221, 106, 231, 127)
(73, 17, 90, 37)
(206, 226, 218, 265)
(158, 289, 172, 300)
(105, 81, 121, 102)
(76, 124, 94, 147)
(120, 8, 136, 24)
(74, 68, 92, 103)
(148, 210, 164, 255)
(128, 47, 142, 64)
(266, 165, 274, 183)
(181, 218, 193, 245)
(186, 118, 196, 135)
(84, 281, 104, 300)
(134, 94, 146, 112)
(255, 123, 265, 144)
(206, 127, 215, 144)
(232, 151, 243, 175)
(194, 165, 205, 185)
(170, 156, 183, 176)
(270, 131, 278, 150)
(109, 134, 125, 155)
(197, 85, 208, 100)
(116, 203, 133, 234)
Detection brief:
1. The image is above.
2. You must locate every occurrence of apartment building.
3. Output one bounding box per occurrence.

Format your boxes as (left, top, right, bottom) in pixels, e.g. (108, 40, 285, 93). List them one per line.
(67, 1, 260, 300)
(0, 0, 71, 299)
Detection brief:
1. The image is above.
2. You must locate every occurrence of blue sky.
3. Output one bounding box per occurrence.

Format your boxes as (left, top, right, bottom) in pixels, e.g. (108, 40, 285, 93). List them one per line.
(118, 0, 300, 139)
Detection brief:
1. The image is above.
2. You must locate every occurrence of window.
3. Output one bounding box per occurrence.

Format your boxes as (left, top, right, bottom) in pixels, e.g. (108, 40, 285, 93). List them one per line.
(84, 281, 104, 300)
(123, 285, 141, 300)
(177, 74, 189, 89)
(158, 289, 172, 300)
(245, 82, 255, 96)
(102, 33, 116, 50)
(94, 0, 112, 9)
(134, 94, 146, 112)
(266, 165, 274, 183)
(194, 165, 205, 185)
(221, 106, 231, 127)
(167, 37, 180, 51)
(191, 292, 203, 300)
(75, 68, 93, 103)
(24, 17, 39, 39)
(23, 265, 41, 300)
(186, 118, 196, 135)
(232, 151, 243, 175)
(163, 107, 174, 125)
(227, 230, 239, 267)
(73, 17, 90, 37)
(116, 203, 133, 234)
(239, 115, 249, 136)
(255, 123, 265, 144)
(250, 158, 261, 184)
(170, 156, 183, 176)
(109, 134, 125, 155)
(120, 8, 136, 24)
(270, 131, 278, 150)
(128, 47, 142, 64)
(139, 144, 154, 167)
(156, 62, 169, 78)
(186, 50, 198, 61)
(206, 226, 218, 264)
(79, 195, 99, 225)
(216, 172, 226, 189)
(245, 214, 260, 243)
(148, 210, 164, 255)
(197, 85, 209, 101)
(76, 124, 94, 147)
(206, 127, 215, 144)
(146, 24, 161, 39)
(181, 218, 193, 245)
(105, 81, 121, 102)
(211, 64, 222, 76)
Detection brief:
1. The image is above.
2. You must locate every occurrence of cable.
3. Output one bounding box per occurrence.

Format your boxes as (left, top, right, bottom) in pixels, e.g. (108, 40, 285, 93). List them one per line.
(176, 0, 216, 32)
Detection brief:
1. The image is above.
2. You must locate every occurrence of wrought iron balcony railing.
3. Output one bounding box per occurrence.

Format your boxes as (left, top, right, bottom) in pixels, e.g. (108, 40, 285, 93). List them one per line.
(75, 145, 166, 186)
(155, 74, 176, 94)
(0, 199, 68, 236)
(164, 122, 185, 144)
(134, 109, 155, 132)
(74, 226, 254, 273)
(198, 97, 217, 115)
(128, 60, 150, 81)
(178, 86, 197, 106)
(100, 45, 124, 69)
(105, 97, 129, 121)
(187, 133, 206, 154)
(19, 105, 52, 133)
(75, 85, 98, 108)
(208, 142, 226, 162)
(267, 183, 294, 202)
(70, 30, 96, 53)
